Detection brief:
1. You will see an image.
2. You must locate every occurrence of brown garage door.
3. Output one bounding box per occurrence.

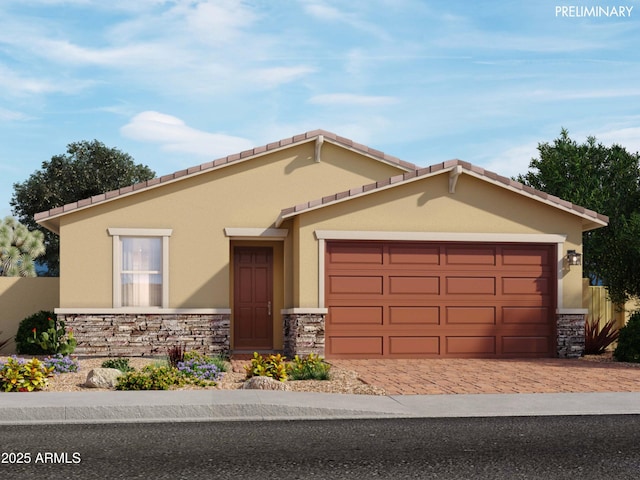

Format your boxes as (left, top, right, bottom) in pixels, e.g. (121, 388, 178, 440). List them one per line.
(325, 241, 556, 358)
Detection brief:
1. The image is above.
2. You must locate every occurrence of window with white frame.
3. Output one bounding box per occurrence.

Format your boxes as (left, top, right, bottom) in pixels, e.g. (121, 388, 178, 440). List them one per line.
(108, 228, 171, 308)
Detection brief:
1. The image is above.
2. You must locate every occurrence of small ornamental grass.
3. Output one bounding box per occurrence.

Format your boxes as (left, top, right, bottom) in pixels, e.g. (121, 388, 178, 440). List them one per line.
(0, 356, 54, 392)
(44, 354, 79, 374)
(288, 353, 331, 381)
(101, 358, 134, 372)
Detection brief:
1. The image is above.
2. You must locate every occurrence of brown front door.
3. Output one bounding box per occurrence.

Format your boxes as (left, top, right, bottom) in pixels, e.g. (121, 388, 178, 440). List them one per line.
(233, 246, 273, 350)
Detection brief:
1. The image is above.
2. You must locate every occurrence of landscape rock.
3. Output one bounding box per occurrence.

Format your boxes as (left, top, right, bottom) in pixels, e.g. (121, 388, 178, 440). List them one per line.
(242, 376, 289, 391)
(84, 368, 124, 388)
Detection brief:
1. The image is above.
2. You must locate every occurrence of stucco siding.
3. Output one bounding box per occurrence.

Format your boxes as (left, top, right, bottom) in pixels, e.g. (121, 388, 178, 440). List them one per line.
(295, 173, 585, 309)
(58, 142, 404, 309)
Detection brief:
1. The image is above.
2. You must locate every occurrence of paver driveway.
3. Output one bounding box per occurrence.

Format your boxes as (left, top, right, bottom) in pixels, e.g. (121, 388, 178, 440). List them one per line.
(330, 358, 640, 395)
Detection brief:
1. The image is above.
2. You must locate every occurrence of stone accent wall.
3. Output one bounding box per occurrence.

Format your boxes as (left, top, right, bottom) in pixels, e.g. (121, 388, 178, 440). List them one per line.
(283, 313, 326, 357)
(557, 313, 586, 358)
(58, 313, 230, 357)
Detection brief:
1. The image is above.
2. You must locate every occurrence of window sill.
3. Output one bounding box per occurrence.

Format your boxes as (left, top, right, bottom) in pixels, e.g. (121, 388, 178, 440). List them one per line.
(55, 307, 232, 315)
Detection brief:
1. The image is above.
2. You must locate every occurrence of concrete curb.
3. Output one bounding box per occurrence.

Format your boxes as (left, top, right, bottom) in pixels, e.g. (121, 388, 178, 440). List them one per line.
(2, 391, 640, 425)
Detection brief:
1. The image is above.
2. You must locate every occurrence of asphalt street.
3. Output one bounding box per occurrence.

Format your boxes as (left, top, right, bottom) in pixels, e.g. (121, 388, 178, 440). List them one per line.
(2, 416, 640, 479)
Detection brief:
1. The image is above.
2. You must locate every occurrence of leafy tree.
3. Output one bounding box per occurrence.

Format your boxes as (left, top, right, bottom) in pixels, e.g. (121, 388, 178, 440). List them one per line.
(11, 140, 156, 275)
(517, 129, 640, 304)
(0, 216, 45, 277)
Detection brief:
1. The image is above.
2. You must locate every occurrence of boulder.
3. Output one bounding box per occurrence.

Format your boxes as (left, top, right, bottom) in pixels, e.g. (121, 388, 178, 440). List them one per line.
(85, 368, 124, 389)
(242, 376, 289, 391)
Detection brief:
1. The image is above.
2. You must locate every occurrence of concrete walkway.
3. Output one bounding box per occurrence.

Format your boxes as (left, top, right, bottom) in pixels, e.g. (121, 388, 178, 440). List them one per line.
(2, 390, 640, 425)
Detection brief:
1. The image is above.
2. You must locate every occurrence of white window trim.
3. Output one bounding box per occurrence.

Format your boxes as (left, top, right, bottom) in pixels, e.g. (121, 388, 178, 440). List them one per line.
(314, 230, 568, 309)
(108, 228, 172, 309)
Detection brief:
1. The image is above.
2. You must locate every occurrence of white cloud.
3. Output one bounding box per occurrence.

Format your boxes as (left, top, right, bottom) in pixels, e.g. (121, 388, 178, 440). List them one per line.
(250, 66, 316, 88)
(309, 93, 399, 106)
(120, 111, 255, 158)
(478, 141, 540, 179)
(594, 127, 640, 154)
(0, 107, 31, 122)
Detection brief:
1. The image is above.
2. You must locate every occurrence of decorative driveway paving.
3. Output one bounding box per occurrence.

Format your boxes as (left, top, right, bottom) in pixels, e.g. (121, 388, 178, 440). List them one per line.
(329, 359, 640, 395)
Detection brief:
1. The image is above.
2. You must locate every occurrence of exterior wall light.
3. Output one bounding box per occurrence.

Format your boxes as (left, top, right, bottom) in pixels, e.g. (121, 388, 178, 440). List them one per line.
(566, 249, 582, 266)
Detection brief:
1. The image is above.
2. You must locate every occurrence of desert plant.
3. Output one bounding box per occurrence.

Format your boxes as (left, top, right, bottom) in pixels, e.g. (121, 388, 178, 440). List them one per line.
(0, 356, 54, 392)
(115, 364, 214, 390)
(584, 316, 620, 355)
(288, 353, 331, 381)
(167, 344, 185, 368)
(244, 352, 288, 382)
(176, 358, 222, 382)
(184, 350, 228, 372)
(0, 216, 45, 277)
(15, 311, 56, 355)
(26, 317, 76, 355)
(44, 354, 79, 374)
(101, 358, 134, 373)
(614, 311, 640, 363)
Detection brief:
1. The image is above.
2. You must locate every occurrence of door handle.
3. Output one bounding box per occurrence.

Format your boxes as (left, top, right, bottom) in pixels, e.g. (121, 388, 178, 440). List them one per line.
(268, 301, 272, 316)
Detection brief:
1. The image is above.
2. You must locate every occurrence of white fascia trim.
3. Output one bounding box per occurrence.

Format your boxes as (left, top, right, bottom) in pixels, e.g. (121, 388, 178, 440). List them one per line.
(108, 228, 173, 237)
(314, 230, 567, 243)
(281, 308, 329, 315)
(556, 308, 589, 315)
(224, 227, 288, 240)
(55, 308, 232, 315)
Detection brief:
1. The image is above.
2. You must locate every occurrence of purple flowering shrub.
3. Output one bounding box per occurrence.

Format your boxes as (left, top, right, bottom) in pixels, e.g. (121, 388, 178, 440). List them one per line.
(44, 354, 79, 374)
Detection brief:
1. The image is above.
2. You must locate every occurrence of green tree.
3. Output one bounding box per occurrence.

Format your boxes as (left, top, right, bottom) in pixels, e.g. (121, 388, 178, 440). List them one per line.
(11, 140, 156, 275)
(0, 216, 45, 277)
(517, 128, 640, 304)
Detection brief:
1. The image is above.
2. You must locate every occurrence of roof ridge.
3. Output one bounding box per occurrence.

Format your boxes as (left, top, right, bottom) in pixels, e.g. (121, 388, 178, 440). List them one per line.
(34, 129, 417, 223)
(277, 159, 609, 226)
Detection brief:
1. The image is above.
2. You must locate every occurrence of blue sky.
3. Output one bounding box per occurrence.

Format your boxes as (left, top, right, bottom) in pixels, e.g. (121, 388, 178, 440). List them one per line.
(1, 0, 639, 219)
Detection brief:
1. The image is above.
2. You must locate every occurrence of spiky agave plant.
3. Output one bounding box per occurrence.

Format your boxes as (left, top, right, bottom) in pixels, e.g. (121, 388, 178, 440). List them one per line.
(0, 216, 45, 277)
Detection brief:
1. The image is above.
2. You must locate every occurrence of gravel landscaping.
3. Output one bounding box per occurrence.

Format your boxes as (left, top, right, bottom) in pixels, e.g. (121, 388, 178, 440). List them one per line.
(0, 355, 387, 395)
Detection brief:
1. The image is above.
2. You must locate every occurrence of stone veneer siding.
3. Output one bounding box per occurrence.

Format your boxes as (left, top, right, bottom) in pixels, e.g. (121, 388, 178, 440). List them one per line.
(283, 313, 326, 357)
(58, 313, 230, 357)
(556, 313, 586, 358)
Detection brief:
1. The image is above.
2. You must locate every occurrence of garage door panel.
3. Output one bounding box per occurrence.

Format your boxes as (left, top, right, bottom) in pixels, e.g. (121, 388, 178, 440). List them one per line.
(503, 306, 550, 324)
(329, 276, 383, 294)
(325, 241, 555, 359)
(388, 245, 440, 265)
(502, 277, 550, 295)
(329, 306, 383, 325)
(446, 277, 495, 295)
(328, 337, 383, 356)
(389, 306, 440, 324)
(328, 244, 383, 264)
(446, 247, 496, 265)
(502, 336, 550, 354)
(389, 336, 440, 355)
(389, 276, 439, 295)
(502, 247, 551, 266)
(446, 306, 496, 324)
(446, 336, 496, 355)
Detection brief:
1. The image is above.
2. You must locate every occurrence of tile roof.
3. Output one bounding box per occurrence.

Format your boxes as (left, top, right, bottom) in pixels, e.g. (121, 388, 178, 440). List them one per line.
(34, 129, 418, 224)
(275, 159, 609, 230)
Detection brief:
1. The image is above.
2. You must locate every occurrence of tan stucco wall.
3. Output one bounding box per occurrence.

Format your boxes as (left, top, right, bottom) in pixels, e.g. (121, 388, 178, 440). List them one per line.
(0, 277, 59, 354)
(57, 142, 404, 309)
(295, 173, 586, 309)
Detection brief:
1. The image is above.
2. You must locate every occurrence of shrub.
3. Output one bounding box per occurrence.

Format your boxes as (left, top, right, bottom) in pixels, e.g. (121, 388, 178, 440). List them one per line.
(0, 356, 54, 392)
(184, 351, 228, 373)
(176, 358, 221, 382)
(115, 364, 214, 390)
(244, 352, 288, 381)
(15, 311, 55, 355)
(26, 317, 76, 355)
(289, 353, 331, 381)
(614, 311, 640, 363)
(101, 358, 134, 373)
(44, 354, 79, 374)
(584, 316, 619, 355)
